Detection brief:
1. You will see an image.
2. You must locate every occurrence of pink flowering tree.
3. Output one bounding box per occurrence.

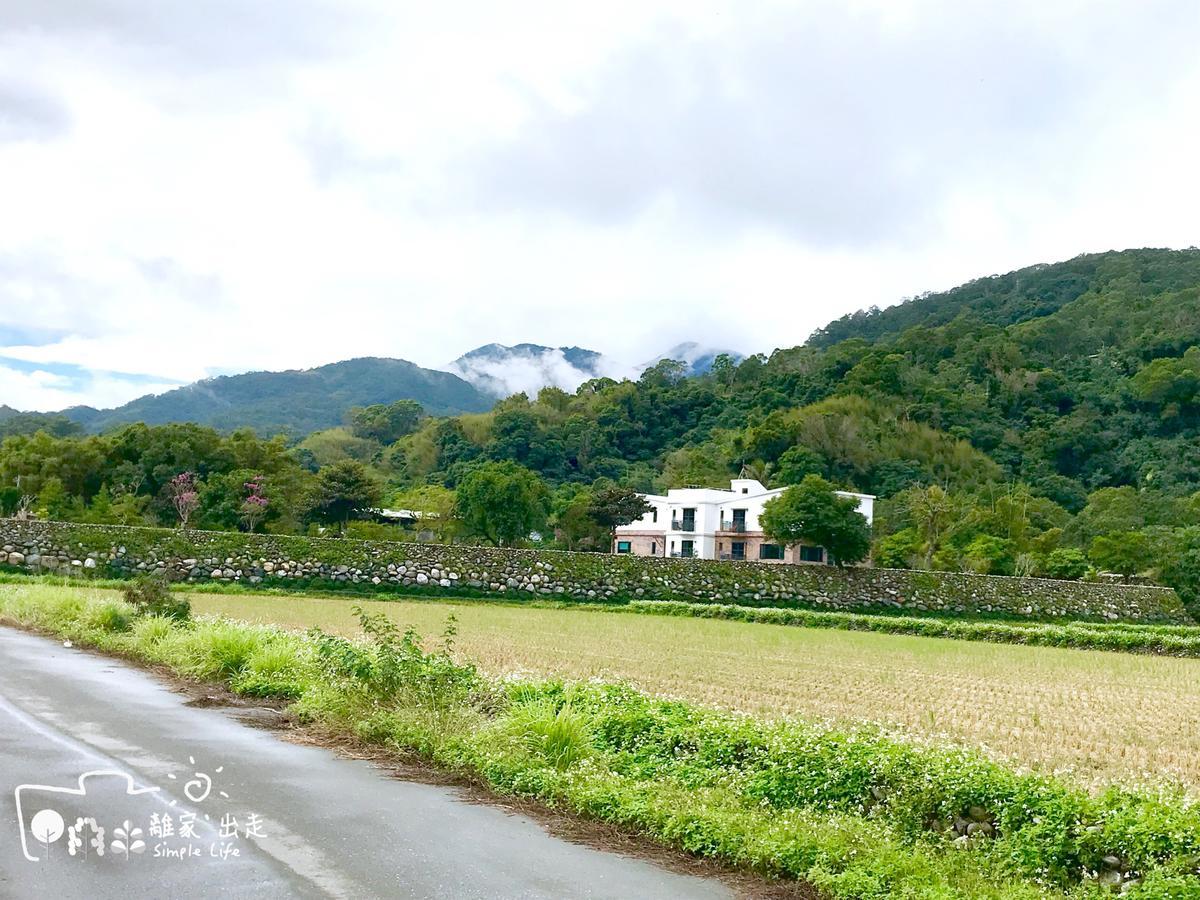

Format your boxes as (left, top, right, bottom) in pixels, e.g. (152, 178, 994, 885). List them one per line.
(168, 472, 200, 528)
(240, 475, 269, 532)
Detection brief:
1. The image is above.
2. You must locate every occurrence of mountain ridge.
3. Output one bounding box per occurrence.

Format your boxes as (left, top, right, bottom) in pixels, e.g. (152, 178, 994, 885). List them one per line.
(60, 357, 493, 437)
(12, 339, 745, 437)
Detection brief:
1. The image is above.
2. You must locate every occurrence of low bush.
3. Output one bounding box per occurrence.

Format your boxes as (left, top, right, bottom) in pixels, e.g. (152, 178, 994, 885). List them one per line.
(232, 639, 313, 700)
(310, 606, 482, 708)
(122, 575, 191, 622)
(496, 696, 593, 771)
(3, 585, 1199, 898)
(167, 620, 265, 680)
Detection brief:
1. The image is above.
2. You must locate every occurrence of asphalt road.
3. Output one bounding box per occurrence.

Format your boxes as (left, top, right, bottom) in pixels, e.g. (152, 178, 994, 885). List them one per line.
(0, 626, 731, 900)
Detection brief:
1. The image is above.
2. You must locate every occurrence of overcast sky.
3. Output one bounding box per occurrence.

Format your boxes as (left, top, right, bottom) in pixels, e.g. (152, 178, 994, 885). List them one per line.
(2, 0, 1199, 411)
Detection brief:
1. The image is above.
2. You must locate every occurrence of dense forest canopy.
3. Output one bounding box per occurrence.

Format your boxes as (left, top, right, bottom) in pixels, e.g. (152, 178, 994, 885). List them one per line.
(5, 248, 1200, 609)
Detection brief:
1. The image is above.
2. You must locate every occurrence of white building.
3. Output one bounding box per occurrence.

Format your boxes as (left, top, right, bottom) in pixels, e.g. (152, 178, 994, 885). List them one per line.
(612, 478, 874, 564)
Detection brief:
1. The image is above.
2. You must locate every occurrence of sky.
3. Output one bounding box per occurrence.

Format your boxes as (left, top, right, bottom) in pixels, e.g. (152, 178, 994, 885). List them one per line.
(1, 0, 1199, 411)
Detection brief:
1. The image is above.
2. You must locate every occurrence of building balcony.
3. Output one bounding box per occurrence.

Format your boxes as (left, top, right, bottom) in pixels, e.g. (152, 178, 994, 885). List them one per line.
(669, 550, 696, 559)
(670, 519, 697, 532)
(718, 520, 747, 533)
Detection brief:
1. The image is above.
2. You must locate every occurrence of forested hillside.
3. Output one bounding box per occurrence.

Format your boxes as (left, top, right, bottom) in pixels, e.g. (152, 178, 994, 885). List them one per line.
(61, 357, 492, 435)
(4, 248, 1200, 610)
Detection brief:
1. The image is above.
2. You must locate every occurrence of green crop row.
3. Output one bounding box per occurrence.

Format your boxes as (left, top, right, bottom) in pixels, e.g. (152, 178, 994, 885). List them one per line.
(629, 600, 1200, 657)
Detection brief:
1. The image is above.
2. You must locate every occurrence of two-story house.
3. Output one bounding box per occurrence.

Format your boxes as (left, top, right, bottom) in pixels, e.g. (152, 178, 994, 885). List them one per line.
(612, 478, 874, 564)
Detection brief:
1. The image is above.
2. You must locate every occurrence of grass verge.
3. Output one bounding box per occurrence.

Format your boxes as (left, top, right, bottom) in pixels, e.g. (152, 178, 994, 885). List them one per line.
(2, 586, 1199, 898)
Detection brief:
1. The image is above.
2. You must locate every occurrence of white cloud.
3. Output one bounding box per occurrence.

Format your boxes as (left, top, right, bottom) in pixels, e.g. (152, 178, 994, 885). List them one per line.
(0, 362, 178, 411)
(0, 0, 1198, 410)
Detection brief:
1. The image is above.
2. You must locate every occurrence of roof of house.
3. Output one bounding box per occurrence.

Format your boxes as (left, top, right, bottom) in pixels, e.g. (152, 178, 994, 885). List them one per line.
(640, 479, 874, 504)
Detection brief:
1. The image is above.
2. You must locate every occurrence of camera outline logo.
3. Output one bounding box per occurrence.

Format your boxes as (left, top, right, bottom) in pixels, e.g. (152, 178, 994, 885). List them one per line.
(15, 769, 160, 862)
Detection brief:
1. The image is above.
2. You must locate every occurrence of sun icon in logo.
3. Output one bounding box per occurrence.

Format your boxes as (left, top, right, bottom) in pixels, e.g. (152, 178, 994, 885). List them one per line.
(166, 757, 230, 805)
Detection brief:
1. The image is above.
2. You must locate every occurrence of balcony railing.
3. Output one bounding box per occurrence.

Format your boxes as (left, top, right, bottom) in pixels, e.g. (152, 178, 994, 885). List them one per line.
(671, 519, 696, 532)
(718, 552, 747, 561)
(670, 550, 696, 558)
(719, 520, 747, 532)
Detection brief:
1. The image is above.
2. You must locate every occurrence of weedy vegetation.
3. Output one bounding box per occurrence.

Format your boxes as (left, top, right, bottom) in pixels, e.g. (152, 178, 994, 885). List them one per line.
(184, 587, 1200, 792)
(2, 582, 1200, 898)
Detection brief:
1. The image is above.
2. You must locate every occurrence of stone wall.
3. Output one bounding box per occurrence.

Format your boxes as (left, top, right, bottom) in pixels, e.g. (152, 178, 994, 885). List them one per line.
(0, 519, 1191, 623)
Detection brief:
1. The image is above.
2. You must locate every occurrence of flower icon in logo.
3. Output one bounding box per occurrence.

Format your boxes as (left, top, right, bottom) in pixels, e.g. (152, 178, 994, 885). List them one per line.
(110, 820, 145, 859)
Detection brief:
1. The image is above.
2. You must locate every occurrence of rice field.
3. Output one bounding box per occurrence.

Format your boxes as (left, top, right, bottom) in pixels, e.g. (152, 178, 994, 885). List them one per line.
(166, 589, 1200, 794)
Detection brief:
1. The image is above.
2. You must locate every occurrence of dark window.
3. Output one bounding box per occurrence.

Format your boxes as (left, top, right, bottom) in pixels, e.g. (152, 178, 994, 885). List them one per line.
(799, 545, 825, 563)
(741, 488, 748, 494)
(731, 541, 746, 560)
(681, 540, 694, 558)
(651, 542, 656, 555)
(759, 543, 785, 560)
(732, 509, 746, 532)
(617, 541, 631, 554)
(651, 507, 658, 523)
(681, 508, 696, 531)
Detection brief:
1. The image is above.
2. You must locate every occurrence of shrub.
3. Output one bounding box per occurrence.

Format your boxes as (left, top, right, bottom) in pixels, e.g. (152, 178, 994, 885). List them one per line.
(500, 698, 592, 770)
(122, 575, 191, 622)
(874, 528, 922, 569)
(130, 615, 176, 649)
(171, 620, 264, 679)
(232, 640, 313, 699)
(1042, 548, 1089, 580)
(961, 535, 1015, 575)
(311, 606, 481, 708)
(80, 598, 134, 634)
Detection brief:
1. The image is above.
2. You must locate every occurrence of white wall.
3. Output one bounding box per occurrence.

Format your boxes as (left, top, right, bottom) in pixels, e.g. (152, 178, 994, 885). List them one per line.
(615, 480, 875, 561)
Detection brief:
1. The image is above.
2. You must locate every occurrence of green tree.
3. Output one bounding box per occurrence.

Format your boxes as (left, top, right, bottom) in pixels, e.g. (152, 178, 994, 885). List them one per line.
(875, 527, 922, 569)
(1042, 548, 1088, 580)
(307, 460, 381, 532)
(775, 445, 826, 485)
(961, 534, 1015, 575)
(553, 490, 607, 551)
(760, 474, 871, 566)
(35, 476, 72, 520)
(1089, 531, 1153, 576)
(1155, 526, 1200, 617)
(348, 400, 424, 444)
(295, 428, 380, 467)
(455, 461, 549, 546)
(660, 444, 731, 490)
(1130, 347, 1200, 412)
(904, 484, 956, 567)
(1070, 487, 1157, 545)
(390, 484, 459, 543)
(586, 485, 651, 550)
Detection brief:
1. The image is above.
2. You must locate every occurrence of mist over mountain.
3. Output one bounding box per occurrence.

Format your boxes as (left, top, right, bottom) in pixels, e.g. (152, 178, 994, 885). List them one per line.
(640, 342, 746, 377)
(448, 341, 744, 399)
(446, 343, 629, 399)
